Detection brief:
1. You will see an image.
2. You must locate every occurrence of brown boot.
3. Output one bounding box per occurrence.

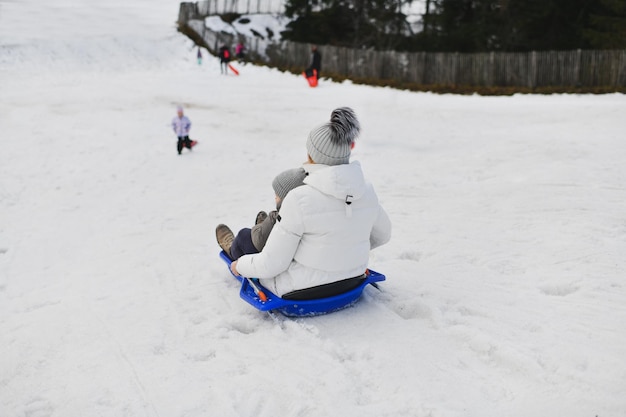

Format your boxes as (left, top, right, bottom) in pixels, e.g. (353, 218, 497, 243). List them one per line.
(215, 224, 234, 255)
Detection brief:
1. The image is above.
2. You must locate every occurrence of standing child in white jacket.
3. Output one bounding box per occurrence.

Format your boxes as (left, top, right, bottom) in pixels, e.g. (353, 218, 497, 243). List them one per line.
(231, 107, 391, 297)
(172, 105, 196, 155)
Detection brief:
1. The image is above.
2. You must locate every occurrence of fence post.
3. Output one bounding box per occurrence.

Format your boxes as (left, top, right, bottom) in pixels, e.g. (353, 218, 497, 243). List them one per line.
(619, 50, 626, 87)
(611, 49, 621, 87)
(454, 52, 458, 86)
(422, 52, 428, 84)
(575, 49, 582, 87)
(530, 51, 537, 89)
(489, 51, 494, 87)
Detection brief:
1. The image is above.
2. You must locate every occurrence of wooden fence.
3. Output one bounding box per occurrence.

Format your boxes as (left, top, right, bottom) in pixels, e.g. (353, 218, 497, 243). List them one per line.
(193, 0, 285, 15)
(179, 2, 626, 88)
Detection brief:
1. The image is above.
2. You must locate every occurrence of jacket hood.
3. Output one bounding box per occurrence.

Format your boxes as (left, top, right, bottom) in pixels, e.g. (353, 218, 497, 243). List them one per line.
(303, 161, 368, 202)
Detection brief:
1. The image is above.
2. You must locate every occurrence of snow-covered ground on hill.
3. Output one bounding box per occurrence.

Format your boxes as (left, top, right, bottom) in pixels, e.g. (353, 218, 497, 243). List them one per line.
(1, 1, 625, 416)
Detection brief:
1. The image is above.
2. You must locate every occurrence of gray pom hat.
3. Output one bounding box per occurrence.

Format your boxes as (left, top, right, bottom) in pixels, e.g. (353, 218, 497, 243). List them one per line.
(306, 107, 361, 166)
(272, 167, 307, 202)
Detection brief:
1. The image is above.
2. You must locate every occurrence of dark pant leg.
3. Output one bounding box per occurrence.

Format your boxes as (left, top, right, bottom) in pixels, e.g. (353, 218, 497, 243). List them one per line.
(177, 137, 184, 154)
(229, 228, 259, 260)
(183, 136, 192, 149)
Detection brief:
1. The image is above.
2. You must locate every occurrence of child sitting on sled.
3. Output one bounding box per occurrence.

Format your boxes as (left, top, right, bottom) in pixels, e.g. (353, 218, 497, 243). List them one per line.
(216, 167, 307, 261)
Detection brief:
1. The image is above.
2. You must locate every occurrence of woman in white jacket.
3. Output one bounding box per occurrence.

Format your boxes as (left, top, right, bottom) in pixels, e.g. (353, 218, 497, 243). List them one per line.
(231, 107, 391, 297)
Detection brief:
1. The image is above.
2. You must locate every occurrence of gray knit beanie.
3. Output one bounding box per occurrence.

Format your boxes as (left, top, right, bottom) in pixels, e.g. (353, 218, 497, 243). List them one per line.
(306, 107, 360, 166)
(272, 167, 307, 201)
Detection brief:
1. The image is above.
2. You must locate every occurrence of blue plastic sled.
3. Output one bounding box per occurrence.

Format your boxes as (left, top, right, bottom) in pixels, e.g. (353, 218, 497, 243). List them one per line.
(219, 251, 385, 317)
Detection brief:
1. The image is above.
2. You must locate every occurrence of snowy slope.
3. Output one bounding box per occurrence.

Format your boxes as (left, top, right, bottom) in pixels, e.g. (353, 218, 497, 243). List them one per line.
(1, 1, 625, 417)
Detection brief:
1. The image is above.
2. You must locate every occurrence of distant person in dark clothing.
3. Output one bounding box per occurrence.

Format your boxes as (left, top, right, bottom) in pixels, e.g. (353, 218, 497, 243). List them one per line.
(219, 45, 231, 74)
(306, 45, 322, 80)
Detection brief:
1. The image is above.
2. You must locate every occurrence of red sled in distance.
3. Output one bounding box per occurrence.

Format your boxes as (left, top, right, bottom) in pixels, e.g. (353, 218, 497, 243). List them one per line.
(303, 69, 318, 87)
(228, 63, 239, 75)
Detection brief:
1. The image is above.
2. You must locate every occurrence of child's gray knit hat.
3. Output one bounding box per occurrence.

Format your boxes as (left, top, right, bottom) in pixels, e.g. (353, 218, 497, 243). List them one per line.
(306, 107, 360, 166)
(272, 167, 307, 200)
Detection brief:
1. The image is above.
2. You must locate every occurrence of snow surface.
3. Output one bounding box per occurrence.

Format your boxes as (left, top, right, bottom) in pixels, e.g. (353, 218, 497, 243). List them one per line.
(1, 1, 626, 417)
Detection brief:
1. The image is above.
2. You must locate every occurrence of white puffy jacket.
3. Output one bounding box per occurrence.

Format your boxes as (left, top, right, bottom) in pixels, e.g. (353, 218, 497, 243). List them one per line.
(236, 161, 391, 296)
(171, 115, 191, 137)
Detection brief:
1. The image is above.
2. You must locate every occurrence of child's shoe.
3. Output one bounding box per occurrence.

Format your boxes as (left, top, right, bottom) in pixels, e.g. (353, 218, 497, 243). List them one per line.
(216, 224, 234, 255)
